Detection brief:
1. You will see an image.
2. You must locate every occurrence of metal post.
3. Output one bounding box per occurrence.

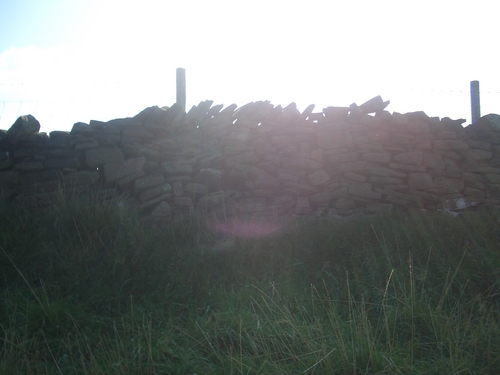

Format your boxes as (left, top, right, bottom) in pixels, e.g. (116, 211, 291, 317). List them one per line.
(176, 68, 186, 112)
(470, 80, 480, 123)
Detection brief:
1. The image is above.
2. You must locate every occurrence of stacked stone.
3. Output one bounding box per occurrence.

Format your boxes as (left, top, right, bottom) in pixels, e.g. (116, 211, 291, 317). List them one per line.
(1, 97, 500, 223)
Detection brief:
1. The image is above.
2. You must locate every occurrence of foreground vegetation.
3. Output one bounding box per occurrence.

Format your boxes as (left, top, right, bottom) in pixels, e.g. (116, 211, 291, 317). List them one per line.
(1, 191, 500, 374)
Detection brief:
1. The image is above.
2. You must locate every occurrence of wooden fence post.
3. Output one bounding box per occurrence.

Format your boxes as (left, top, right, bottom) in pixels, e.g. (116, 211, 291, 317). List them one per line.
(176, 68, 186, 112)
(470, 80, 480, 123)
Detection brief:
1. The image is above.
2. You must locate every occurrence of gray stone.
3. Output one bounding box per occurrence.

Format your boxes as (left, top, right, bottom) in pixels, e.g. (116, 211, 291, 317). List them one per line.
(254, 172, 280, 188)
(145, 201, 173, 223)
(134, 173, 165, 192)
(138, 183, 172, 202)
(369, 167, 406, 178)
(277, 171, 302, 183)
(198, 191, 226, 208)
(162, 162, 194, 174)
(406, 122, 430, 134)
(238, 197, 266, 213)
(309, 190, 336, 204)
(122, 128, 154, 140)
(7, 115, 40, 144)
(225, 152, 258, 167)
(185, 182, 209, 195)
(408, 173, 433, 190)
(463, 187, 485, 198)
(295, 196, 311, 214)
(408, 190, 439, 202)
(283, 182, 317, 196)
(326, 152, 358, 163)
(103, 156, 146, 182)
(440, 197, 478, 211)
(358, 95, 390, 114)
(85, 147, 125, 168)
(467, 140, 491, 151)
(165, 175, 192, 183)
(117, 171, 146, 190)
(343, 172, 367, 182)
(133, 105, 169, 124)
(173, 181, 184, 196)
(377, 188, 424, 206)
(337, 161, 367, 172)
(322, 106, 349, 118)
(463, 149, 493, 160)
(389, 163, 426, 172)
(358, 114, 382, 127)
(44, 137, 69, 148)
(485, 174, 500, 184)
(392, 112, 409, 124)
(432, 140, 469, 151)
(269, 195, 293, 205)
(13, 161, 45, 171)
(195, 168, 224, 192)
(71, 122, 91, 134)
(174, 197, 193, 207)
(362, 152, 391, 163)
(317, 131, 353, 149)
(433, 177, 464, 192)
(74, 138, 99, 150)
(470, 166, 500, 174)
(434, 131, 457, 139)
(137, 194, 170, 213)
(282, 157, 323, 170)
(310, 149, 324, 161)
(423, 153, 446, 169)
(349, 188, 381, 200)
(223, 144, 253, 154)
(383, 184, 408, 190)
(368, 176, 405, 186)
(332, 198, 354, 209)
(365, 202, 393, 214)
(307, 170, 331, 186)
(341, 179, 372, 190)
(394, 151, 423, 165)
(470, 113, 500, 131)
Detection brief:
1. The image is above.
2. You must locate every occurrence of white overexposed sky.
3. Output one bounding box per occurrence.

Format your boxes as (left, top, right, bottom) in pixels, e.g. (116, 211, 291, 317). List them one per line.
(0, 0, 499, 134)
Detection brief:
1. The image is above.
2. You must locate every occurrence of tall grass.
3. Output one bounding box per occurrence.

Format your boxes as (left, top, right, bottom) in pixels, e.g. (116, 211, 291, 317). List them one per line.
(1, 191, 499, 374)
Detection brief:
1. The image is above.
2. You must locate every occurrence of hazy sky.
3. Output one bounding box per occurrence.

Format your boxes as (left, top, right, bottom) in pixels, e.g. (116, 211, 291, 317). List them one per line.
(0, 0, 498, 133)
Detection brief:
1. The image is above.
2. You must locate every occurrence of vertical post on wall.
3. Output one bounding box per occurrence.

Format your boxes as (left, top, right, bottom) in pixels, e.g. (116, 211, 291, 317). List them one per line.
(176, 67, 186, 112)
(470, 80, 480, 123)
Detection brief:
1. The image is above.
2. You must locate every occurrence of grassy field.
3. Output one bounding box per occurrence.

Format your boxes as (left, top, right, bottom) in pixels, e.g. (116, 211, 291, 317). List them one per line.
(1, 191, 499, 374)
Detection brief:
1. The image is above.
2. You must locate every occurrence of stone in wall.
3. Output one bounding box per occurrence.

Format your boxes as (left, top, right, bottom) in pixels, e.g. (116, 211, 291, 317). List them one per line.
(3, 98, 500, 221)
(7, 115, 40, 144)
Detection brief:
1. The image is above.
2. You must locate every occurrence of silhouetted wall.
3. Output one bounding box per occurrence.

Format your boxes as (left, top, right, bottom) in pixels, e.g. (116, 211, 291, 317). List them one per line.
(2, 96, 500, 223)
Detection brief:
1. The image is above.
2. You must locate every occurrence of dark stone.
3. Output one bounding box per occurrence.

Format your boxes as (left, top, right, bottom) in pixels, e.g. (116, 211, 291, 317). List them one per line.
(71, 122, 91, 134)
(405, 111, 430, 122)
(49, 131, 71, 139)
(44, 137, 69, 148)
(7, 115, 41, 144)
(358, 95, 390, 114)
(470, 114, 500, 131)
(196, 168, 224, 192)
(440, 117, 466, 128)
(323, 107, 349, 118)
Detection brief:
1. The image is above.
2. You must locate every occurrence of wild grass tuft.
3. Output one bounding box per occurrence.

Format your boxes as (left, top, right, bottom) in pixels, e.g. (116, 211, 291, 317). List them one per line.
(1, 191, 499, 374)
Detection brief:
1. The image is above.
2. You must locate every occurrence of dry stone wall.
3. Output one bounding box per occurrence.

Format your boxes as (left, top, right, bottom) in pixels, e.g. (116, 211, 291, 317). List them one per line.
(2, 96, 500, 223)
